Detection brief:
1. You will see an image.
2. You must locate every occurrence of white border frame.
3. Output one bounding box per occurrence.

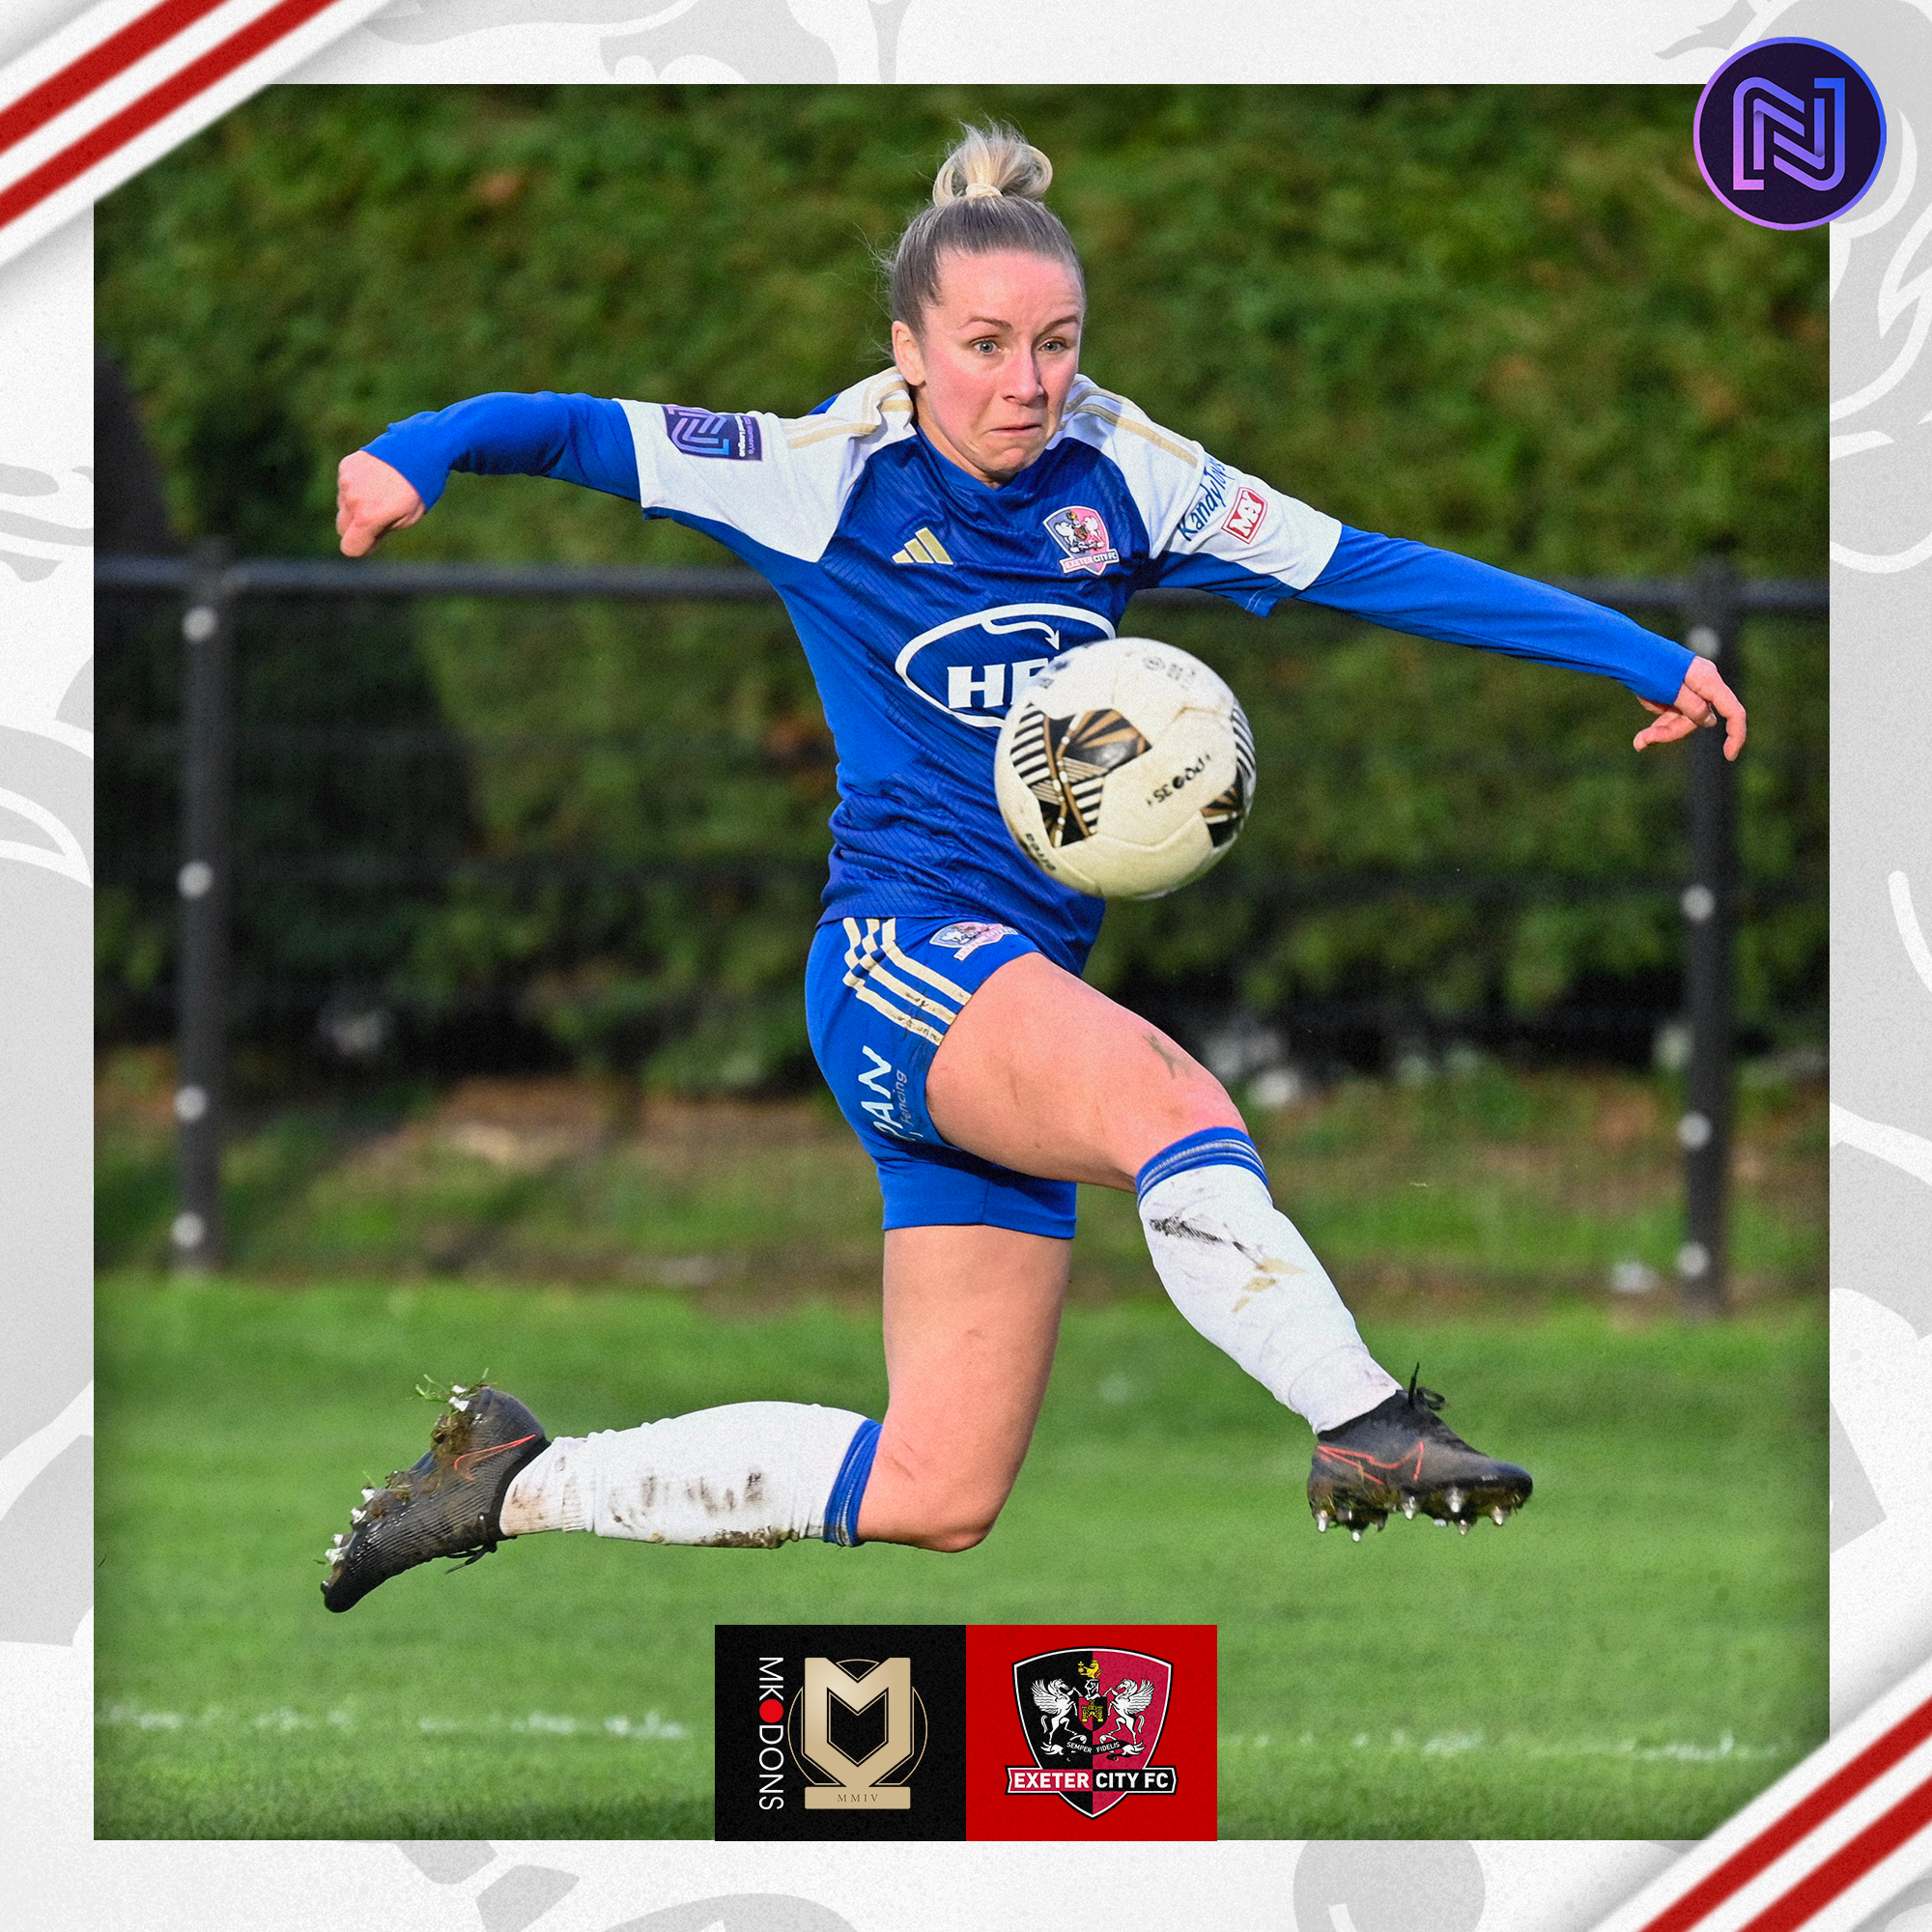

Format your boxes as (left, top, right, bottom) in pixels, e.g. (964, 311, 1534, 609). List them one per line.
(3, 2, 1921, 1924)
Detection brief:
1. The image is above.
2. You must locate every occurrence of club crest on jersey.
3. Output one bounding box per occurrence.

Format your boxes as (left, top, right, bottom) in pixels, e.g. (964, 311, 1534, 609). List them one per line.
(1043, 504, 1120, 576)
(1221, 487, 1267, 544)
(662, 405, 763, 461)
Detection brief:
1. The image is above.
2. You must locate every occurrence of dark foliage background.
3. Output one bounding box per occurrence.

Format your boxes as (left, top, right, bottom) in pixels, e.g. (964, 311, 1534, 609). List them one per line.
(94, 84, 1826, 1087)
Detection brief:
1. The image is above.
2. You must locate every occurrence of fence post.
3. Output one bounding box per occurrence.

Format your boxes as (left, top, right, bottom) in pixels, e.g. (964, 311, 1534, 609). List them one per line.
(1677, 554, 1741, 1317)
(172, 538, 234, 1273)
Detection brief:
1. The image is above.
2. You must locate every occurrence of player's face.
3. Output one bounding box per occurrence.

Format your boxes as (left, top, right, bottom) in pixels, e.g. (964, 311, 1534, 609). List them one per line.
(891, 249, 1085, 487)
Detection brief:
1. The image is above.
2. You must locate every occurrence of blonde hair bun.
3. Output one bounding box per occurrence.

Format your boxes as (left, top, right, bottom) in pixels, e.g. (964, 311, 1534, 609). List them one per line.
(932, 124, 1053, 206)
(885, 121, 1083, 327)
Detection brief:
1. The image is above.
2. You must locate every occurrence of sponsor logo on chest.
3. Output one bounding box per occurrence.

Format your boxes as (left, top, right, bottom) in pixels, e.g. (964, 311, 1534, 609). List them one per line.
(895, 604, 1117, 729)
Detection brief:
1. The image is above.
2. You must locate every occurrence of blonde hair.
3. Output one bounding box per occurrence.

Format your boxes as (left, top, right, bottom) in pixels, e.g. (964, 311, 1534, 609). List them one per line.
(887, 123, 1084, 330)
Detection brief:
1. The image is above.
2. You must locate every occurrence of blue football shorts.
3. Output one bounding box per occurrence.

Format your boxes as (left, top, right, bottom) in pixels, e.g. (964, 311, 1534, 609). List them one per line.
(805, 912, 1079, 1239)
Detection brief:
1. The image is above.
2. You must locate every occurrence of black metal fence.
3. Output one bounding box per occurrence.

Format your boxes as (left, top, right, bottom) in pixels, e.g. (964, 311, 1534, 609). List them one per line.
(97, 551, 1826, 1313)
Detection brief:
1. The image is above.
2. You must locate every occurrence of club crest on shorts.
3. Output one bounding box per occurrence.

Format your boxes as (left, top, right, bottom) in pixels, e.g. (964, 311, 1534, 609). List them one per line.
(1008, 1647, 1177, 1816)
(1043, 504, 1121, 576)
(928, 922, 1014, 961)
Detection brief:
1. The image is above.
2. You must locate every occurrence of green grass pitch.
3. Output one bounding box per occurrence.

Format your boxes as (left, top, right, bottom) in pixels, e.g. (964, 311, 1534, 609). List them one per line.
(95, 1272, 1823, 1839)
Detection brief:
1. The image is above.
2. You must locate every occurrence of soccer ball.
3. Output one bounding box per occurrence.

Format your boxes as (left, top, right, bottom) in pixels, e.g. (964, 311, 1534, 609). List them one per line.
(994, 637, 1256, 899)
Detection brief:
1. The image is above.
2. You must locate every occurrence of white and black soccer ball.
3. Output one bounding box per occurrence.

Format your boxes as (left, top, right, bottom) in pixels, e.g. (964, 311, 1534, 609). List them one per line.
(993, 637, 1257, 899)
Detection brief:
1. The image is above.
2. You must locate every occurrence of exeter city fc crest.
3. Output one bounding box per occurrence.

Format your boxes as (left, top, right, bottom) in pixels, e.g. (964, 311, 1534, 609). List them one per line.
(1008, 1647, 1177, 1817)
(1042, 504, 1121, 576)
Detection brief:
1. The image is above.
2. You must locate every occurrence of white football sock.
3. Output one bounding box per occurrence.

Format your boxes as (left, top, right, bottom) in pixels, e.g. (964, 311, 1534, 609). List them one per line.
(1138, 1162, 1401, 1433)
(498, 1401, 873, 1546)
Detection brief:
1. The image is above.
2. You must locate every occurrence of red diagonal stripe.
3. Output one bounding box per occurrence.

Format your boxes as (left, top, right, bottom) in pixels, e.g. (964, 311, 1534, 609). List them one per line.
(452, 1433, 538, 1479)
(0, 0, 233, 159)
(1735, 1771, 1932, 1932)
(0, 0, 338, 233)
(1639, 1695, 1932, 1932)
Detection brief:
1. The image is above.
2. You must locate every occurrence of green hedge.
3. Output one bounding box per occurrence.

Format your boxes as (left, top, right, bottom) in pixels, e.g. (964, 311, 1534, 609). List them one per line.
(96, 86, 1826, 1082)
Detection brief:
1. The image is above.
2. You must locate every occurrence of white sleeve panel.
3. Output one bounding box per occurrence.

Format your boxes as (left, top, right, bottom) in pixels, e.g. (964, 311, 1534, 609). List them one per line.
(616, 369, 914, 563)
(1059, 382, 1342, 591)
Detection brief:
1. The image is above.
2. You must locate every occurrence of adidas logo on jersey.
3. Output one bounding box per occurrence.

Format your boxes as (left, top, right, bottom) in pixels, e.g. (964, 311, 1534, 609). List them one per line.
(893, 526, 954, 566)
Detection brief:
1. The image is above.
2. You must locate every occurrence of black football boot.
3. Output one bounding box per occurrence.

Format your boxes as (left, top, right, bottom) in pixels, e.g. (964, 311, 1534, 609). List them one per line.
(321, 1382, 549, 1611)
(1308, 1371, 1531, 1541)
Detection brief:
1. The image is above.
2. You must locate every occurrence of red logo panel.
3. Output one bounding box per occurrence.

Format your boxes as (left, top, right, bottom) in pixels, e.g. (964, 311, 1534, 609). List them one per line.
(965, 1625, 1216, 1839)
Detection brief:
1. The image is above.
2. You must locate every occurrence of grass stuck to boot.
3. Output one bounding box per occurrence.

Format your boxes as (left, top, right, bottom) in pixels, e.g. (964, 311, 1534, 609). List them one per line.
(321, 1381, 549, 1612)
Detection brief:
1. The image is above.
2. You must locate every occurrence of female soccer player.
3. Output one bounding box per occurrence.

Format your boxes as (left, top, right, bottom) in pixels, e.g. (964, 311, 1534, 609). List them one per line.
(322, 126, 1743, 1610)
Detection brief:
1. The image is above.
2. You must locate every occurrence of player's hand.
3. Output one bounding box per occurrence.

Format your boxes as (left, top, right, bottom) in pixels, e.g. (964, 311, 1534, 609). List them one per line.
(336, 450, 424, 556)
(1633, 654, 1746, 760)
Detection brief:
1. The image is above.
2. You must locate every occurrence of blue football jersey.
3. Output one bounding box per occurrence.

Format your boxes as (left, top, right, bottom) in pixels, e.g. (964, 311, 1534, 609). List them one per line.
(366, 373, 1694, 973)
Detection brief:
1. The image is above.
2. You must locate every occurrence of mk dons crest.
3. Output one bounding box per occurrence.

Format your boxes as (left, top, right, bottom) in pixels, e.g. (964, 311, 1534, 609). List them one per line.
(1008, 1646, 1178, 1817)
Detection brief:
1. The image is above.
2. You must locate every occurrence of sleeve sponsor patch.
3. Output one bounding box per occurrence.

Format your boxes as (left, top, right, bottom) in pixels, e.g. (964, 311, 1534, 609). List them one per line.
(662, 404, 764, 461)
(1221, 487, 1267, 543)
(1176, 459, 1230, 541)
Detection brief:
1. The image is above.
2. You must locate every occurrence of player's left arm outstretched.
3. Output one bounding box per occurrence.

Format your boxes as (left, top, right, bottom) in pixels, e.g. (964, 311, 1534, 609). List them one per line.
(1288, 526, 1747, 762)
(1120, 413, 1747, 762)
(1632, 652, 1746, 759)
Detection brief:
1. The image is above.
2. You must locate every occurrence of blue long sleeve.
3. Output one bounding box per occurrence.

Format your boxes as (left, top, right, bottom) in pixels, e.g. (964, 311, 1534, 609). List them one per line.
(363, 391, 639, 509)
(1300, 526, 1695, 707)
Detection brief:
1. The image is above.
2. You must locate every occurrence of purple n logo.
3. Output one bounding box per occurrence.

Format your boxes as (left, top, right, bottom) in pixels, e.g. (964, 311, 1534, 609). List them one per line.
(1731, 76, 1846, 194)
(1693, 37, 1884, 231)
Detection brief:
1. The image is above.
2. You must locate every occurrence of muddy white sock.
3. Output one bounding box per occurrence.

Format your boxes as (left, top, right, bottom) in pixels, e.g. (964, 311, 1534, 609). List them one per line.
(1136, 1128, 1401, 1434)
(498, 1402, 880, 1547)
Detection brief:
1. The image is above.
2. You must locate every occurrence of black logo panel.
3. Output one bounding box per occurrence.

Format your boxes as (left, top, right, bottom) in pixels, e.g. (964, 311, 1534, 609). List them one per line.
(715, 1625, 966, 1839)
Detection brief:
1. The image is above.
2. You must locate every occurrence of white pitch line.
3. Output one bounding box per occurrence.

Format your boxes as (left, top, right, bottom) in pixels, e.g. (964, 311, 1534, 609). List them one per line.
(96, 1703, 692, 1740)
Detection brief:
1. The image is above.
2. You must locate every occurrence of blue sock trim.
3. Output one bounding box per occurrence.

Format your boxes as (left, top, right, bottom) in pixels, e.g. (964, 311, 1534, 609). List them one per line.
(1134, 1126, 1269, 1201)
(822, 1416, 882, 1547)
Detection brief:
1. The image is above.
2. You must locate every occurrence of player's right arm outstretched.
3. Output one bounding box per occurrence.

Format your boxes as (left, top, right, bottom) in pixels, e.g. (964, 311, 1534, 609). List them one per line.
(336, 390, 646, 554)
(335, 448, 424, 554)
